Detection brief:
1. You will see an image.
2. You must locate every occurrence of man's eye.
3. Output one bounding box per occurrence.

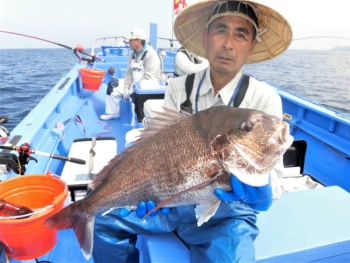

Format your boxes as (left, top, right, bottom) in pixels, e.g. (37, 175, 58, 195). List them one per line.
(236, 33, 247, 39)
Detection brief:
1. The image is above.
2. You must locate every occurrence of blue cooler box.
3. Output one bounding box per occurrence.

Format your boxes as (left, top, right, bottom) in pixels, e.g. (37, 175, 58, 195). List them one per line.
(101, 46, 130, 56)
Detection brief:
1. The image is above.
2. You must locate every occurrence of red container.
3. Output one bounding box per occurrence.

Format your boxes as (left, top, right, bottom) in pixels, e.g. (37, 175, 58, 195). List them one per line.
(0, 173, 68, 260)
(80, 68, 106, 91)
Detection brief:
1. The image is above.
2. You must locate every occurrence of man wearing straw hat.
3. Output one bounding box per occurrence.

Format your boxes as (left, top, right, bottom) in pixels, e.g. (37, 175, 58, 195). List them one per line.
(93, 1, 292, 262)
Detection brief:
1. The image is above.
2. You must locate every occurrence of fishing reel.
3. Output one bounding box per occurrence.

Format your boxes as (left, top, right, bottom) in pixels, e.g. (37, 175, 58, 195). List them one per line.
(0, 116, 37, 175)
(74, 45, 96, 65)
(0, 142, 37, 175)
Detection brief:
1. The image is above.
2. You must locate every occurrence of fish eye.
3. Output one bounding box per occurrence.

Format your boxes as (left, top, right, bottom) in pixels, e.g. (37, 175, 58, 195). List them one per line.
(240, 121, 253, 133)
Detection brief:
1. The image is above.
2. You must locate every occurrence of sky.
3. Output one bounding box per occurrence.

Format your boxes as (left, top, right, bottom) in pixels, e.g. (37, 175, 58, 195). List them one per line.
(0, 0, 349, 50)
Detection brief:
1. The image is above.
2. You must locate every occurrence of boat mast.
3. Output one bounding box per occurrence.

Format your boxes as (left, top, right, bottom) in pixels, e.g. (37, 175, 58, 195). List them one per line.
(172, 0, 174, 51)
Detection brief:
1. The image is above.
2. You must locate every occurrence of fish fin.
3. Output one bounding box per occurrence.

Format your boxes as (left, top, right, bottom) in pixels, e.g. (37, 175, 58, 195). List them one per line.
(143, 175, 219, 219)
(44, 201, 95, 260)
(142, 107, 191, 131)
(91, 156, 118, 189)
(195, 199, 221, 226)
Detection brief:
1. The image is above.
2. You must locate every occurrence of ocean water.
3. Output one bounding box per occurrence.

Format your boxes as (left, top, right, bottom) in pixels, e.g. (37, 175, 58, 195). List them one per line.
(243, 49, 350, 115)
(0, 48, 349, 132)
(0, 49, 78, 131)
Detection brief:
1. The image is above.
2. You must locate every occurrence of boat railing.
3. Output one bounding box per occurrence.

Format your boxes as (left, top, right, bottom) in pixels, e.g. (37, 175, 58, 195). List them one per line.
(90, 36, 127, 56)
(158, 37, 178, 52)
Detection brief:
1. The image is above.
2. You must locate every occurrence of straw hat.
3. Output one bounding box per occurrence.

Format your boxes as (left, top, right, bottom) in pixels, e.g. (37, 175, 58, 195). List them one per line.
(174, 0, 293, 64)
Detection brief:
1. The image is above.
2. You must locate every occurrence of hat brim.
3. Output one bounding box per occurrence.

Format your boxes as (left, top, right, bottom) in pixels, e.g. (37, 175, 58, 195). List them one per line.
(123, 35, 146, 40)
(174, 0, 293, 64)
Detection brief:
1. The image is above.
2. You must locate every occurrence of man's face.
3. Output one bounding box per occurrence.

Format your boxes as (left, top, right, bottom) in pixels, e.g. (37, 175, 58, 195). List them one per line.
(128, 39, 142, 52)
(203, 16, 257, 77)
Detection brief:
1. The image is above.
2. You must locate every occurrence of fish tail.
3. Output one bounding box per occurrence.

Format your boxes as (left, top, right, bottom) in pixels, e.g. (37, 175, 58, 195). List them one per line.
(44, 200, 95, 260)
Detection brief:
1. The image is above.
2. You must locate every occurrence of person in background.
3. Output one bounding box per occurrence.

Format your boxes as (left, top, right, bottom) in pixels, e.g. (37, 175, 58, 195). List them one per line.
(93, 1, 292, 262)
(174, 46, 209, 76)
(100, 28, 161, 120)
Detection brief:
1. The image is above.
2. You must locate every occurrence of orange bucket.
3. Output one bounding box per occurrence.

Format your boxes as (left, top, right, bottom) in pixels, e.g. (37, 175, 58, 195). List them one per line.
(80, 68, 106, 91)
(0, 173, 68, 260)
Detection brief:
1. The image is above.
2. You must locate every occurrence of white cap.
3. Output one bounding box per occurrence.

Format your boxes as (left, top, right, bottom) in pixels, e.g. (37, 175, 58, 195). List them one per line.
(123, 29, 147, 40)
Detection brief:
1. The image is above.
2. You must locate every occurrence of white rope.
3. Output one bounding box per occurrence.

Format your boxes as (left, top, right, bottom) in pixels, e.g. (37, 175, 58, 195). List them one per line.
(0, 204, 54, 220)
(101, 207, 116, 216)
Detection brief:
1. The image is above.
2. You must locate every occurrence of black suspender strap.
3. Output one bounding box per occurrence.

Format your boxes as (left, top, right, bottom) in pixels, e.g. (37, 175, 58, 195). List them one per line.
(140, 50, 148, 61)
(180, 73, 195, 114)
(233, 74, 250, 108)
(180, 73, 250, 113)
(132, 50, 148, 60)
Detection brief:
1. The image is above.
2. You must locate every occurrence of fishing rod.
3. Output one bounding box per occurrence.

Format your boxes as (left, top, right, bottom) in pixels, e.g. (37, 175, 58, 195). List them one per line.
(293, 36, 350, 41)
(0, 30, 105, 63)
(0, 142, 85, 174)
(0, 143, 85, 165)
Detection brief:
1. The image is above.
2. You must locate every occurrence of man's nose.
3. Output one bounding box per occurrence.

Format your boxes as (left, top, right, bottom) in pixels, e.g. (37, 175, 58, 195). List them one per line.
(223, 32, 234, 50)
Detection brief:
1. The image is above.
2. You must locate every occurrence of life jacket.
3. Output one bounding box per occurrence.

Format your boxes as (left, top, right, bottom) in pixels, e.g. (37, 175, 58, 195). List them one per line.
(131, 51, 148, 82)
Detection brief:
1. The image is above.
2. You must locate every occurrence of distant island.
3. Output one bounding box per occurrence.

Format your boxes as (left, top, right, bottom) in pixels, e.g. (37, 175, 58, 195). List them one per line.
(331, 45, 350, 51)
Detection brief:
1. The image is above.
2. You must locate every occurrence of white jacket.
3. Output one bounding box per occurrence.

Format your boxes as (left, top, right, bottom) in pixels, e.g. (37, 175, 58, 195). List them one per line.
(174, 50, 209, 76)
(124, 45, 161, 89)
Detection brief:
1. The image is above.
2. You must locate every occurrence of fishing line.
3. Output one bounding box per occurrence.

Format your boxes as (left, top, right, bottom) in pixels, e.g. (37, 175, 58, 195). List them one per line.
(93, 93, 113, 137)
(0, 30, 105, 62)
(35, 258, 52, 263)
(75, 115, 87, 138)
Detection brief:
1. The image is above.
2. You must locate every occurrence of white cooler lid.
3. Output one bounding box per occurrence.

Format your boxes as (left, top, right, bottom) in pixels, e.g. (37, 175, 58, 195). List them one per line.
(143, 99, 164, 119)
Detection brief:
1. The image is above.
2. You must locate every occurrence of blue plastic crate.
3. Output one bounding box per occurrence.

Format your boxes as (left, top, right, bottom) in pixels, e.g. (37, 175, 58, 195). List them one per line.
(101, 46, 130, 56)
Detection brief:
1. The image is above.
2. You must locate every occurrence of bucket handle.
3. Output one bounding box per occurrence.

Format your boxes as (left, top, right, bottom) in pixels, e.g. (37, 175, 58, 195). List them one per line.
(46, 171, 68, 207)
(0, 204, 54, 220)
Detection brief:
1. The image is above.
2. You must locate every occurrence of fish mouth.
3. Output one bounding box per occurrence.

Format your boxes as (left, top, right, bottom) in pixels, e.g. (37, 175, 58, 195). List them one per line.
(258, 115, 293, 151)
(269, 120, 294, 152)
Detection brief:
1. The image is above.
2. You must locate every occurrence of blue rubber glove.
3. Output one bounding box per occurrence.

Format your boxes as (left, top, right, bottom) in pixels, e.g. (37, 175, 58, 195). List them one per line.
(214, 175, 273, 211)
(117, 200, 171, 219)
